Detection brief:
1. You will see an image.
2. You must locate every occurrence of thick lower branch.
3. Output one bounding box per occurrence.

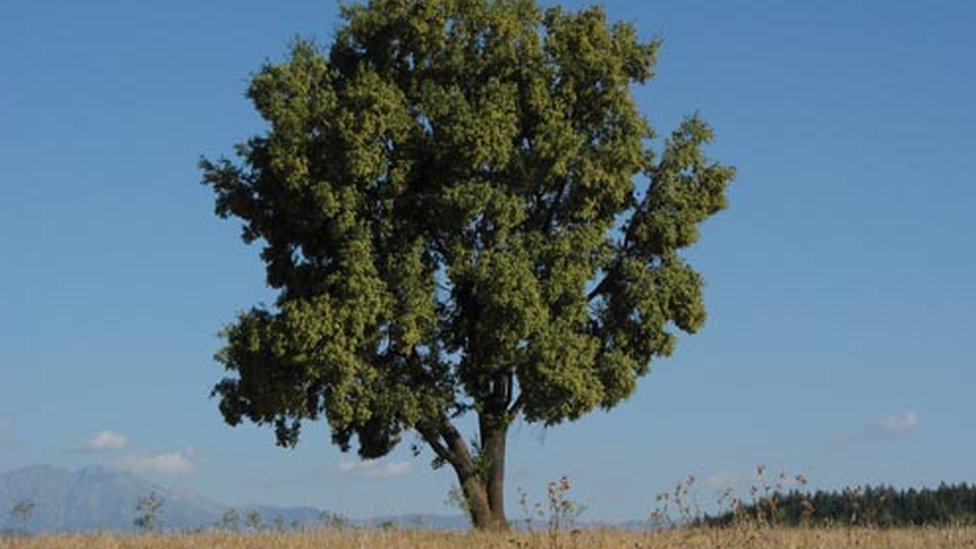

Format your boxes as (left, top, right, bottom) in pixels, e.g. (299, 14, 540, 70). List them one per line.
(455, 466, 493, 530)
(440, 420, 475, 472)
(419, 428, 455, 466)
(421, 413, 510, 531)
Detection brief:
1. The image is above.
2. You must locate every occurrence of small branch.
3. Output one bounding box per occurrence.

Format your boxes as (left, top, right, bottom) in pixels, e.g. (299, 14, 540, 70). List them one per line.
(503, 372, 513, 410)
(431, 234, 452, 262)
(587, 271, 615, 302)
(506, 392, 526, 422)
(544, 181, 570, 235)
(435, 280, 452, 294)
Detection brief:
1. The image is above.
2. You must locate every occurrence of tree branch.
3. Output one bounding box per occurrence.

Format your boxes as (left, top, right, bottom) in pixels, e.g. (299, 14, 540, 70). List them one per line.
(419, 427, 456, 465)
(586, 270, 616, 302)
(503, 372, 513, 410)
(544, 180, 570, 235)
(422, 416, 476, 475)
(506, 391, 526, 422)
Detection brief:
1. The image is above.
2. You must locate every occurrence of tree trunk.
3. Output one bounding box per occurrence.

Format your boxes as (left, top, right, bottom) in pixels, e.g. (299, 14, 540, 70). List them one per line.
(438, 422, 510, 531)
(481, 416, 508, 530)
(424, 412, 511, 531)
(453, 460, 508, 531)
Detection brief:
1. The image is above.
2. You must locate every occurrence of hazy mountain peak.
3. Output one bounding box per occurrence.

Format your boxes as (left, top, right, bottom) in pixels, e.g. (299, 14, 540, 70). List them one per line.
(0, 464, 217, 533)
(0, 464, 468, 533)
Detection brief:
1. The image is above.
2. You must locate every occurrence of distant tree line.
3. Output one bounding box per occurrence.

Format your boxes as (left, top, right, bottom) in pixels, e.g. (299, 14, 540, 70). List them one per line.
(707, 483, 976, 527)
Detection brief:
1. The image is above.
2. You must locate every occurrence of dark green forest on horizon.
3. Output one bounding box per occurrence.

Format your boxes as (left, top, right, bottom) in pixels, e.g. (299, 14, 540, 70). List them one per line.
(706, 482, 976, 527)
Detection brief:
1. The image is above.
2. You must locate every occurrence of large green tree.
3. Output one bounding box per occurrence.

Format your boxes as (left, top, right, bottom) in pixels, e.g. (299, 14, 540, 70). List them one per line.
(202, 0, 733, 531)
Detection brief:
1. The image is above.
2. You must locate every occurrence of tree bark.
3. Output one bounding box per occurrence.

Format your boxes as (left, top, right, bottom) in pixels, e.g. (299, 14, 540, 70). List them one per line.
(456, 465, 494, 530)
(481, 415, 508, 530)
(425, 416, 510, 531)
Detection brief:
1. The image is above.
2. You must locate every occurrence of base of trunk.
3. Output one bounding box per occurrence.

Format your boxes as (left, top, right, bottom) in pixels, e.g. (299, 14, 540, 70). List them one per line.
(459, 473, 509, 531)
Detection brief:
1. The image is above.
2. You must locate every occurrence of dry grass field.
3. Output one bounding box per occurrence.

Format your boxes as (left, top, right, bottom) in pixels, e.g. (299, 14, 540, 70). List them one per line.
(3, 527, 975, 549)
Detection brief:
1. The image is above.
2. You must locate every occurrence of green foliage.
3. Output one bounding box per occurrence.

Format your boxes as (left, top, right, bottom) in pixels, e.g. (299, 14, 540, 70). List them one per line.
(134, 492, 163, 532)
(707, 483, 976, 528)
(202, 0, 732, 528)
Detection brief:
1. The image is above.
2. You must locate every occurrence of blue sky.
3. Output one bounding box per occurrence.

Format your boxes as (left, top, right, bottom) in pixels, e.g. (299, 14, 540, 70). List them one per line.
(1, 0, 973, 523)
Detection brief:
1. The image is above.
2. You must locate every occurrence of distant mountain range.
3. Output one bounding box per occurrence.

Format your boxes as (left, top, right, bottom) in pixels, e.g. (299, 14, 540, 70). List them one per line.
(0, 464, 468, 533)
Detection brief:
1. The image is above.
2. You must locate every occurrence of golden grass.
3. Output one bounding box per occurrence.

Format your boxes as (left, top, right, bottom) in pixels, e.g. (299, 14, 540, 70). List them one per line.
(3, 527, 975, 549)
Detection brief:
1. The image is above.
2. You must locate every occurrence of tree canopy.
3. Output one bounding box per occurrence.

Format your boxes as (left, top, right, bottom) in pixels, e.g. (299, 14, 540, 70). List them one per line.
(202, 0, 733, 530)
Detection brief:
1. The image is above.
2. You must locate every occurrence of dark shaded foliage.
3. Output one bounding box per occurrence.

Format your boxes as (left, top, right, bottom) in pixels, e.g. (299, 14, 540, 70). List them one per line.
(707, 483, 976, 527)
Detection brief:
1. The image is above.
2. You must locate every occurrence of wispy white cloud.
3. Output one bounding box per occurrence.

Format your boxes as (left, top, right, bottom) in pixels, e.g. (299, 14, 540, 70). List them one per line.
(829, 410, 921, 446)
(829, 431, 850, 446)
(73, 430, 129, 452)
(114, 451, 196, 475)
(703, 472, 741, 489)
(338, 459, 413, 478)
(869, 411, 920, 434)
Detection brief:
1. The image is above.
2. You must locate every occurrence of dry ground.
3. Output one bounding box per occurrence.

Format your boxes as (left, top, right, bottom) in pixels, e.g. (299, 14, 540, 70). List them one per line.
(3, 527, 975, 548)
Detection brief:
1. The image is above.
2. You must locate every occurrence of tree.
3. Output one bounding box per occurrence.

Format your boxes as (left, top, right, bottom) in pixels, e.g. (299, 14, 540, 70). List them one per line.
(272, 514, 287, 532)
(244, 508, 263, 532)
(133, 492, 163, 532)
(319, 510, 354, 530)
(10, 499, 35, 533)
(219, 508, 241, 531)
(202, 0, 733, 531)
